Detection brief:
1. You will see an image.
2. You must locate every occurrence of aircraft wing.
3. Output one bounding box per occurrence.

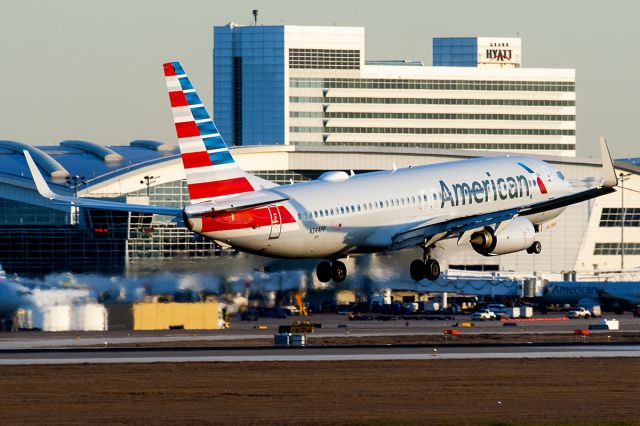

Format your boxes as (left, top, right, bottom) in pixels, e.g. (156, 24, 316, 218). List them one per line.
(390, 137, 618, 251)
(391, 209, 520, 251)
(24, 150, 183, 216)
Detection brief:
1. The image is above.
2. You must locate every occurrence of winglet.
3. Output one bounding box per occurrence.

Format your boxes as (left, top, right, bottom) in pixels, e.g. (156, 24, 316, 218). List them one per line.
(23, 150, 58, 200)
(599, 137, 618, 188)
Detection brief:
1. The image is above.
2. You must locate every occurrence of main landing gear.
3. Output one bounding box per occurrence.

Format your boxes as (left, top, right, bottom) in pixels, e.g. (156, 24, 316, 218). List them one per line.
(316, 260, 347, 283)
(410, 245, 440, 281)
(526, 241, 542, 254)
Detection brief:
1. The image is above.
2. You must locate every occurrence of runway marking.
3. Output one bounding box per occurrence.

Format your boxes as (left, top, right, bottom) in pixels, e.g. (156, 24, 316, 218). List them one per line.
(1, 346, 639, 365)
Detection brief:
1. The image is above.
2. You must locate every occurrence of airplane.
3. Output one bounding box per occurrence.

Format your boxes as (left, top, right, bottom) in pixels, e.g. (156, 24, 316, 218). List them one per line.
(540, 281, 640, 315)
(542, 281, 640, 314)
(23, 61, 619, 284)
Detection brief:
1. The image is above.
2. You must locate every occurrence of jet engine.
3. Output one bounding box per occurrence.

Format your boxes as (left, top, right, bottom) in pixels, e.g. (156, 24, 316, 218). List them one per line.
(470, 217, 536, 256)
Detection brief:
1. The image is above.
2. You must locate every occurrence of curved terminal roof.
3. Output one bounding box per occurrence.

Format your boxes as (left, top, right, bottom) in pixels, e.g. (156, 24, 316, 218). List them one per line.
(130, 140, 177, 152)
(0, 140, 69, 179)
(60, 140, 124, 162)
(0, 140, 180, 191)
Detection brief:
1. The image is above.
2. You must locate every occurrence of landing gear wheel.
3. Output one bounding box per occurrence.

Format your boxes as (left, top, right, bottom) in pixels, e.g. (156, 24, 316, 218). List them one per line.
(527, 241, 542, 254)
(316, 261, 332, 283)
(425, 259, 440, 281)
(410, 259, 426, 281)
(332, 261, 347, 283)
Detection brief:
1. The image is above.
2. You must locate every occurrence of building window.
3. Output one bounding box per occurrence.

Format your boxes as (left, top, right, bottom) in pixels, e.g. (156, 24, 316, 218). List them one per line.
(290, 126, 575, 136)
(599, 208, 640, 227)
(290, 111, 575, 121)
(233, 56, 243, 146)
(289, 49, 360, 70)
(289, 96, 576, 107)
(289, 141, 576, 151)
(290, 77, 574, 92)
(594, 242, 640, 255)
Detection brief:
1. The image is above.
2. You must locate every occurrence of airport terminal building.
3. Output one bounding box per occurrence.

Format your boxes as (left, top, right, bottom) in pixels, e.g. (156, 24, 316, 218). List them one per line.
(0, 24, 634, 277)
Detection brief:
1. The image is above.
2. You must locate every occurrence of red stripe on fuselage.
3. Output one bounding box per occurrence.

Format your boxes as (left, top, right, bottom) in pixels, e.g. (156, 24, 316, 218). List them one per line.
(536, 177, 548, 194)
(200, 205, 296, 232)
(188, 177, 254, 200)
(182, 151, 212, 169)
(175, 121, 200, 139)
(168, 91, 188, 107)
(163, 63, 176, 76)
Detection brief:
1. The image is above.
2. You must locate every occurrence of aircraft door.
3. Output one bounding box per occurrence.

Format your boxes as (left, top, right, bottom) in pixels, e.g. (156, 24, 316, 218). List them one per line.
(267, 205, 282, 239)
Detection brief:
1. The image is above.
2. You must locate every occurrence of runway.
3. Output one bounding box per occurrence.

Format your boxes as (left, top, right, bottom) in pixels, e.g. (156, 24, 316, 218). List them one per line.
(1, 343, 639, 365)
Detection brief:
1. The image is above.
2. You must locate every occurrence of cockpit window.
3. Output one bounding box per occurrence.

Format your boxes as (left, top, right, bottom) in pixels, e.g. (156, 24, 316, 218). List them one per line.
(556, 171, 565, 180)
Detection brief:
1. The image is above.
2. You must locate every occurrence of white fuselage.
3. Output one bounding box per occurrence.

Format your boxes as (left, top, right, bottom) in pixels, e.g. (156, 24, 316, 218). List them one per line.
(187, 156, 572, 259)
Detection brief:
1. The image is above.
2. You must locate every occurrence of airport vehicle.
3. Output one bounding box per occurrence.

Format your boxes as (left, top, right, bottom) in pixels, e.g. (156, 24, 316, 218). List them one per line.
(24, 62, 618, 284)
(567, 307, 591, 319)
(542, 281, 640, 314)
(470, 309, 497, 321)
(486, 303, 509, 314)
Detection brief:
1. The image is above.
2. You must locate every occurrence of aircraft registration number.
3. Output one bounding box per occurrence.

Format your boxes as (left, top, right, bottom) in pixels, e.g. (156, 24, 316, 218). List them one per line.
(308, 226, 326, 234)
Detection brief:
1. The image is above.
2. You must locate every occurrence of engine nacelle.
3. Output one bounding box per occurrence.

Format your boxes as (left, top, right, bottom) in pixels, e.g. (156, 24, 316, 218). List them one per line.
(470, 217, 536, 256)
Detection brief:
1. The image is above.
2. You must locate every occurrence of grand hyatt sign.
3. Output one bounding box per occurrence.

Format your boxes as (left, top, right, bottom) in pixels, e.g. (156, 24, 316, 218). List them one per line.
(478, 38, 520, 66)
(486, 48, 512, 62)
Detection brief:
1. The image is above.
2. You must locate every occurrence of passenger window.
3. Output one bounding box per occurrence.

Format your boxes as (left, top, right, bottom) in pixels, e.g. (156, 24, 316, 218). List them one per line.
(330, 208, 334, 216)
(357, 205, 361, 212)
(340, 207, 345, 214)
(319, 210, 324, 218)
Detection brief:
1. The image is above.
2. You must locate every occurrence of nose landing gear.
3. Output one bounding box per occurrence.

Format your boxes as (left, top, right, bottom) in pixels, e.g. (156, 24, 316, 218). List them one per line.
(316, 260, 347, 283)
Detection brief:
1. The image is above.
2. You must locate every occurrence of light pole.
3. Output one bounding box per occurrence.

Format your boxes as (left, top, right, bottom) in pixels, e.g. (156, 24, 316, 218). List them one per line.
(140, 175, 157, 197)
(66, 175, 86, 198)
(619, 172, 631, 270)
(66, 175, 86, 224)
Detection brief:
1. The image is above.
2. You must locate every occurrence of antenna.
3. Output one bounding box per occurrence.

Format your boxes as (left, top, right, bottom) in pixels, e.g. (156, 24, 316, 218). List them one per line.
(252, 9, 258, 26)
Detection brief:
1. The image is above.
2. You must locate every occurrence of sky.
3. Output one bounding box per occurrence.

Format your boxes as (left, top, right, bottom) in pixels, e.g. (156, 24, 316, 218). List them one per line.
(0, 0, 638, 158)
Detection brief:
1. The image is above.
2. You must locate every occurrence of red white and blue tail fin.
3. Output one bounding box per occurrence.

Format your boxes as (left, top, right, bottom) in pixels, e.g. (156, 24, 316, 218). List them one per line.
(163, 61, 255, 204)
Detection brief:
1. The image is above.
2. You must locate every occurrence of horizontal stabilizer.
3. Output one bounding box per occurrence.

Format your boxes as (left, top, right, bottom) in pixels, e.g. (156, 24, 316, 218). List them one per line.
(183, 190, 289, 216)
(24, 151, 183, 216)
